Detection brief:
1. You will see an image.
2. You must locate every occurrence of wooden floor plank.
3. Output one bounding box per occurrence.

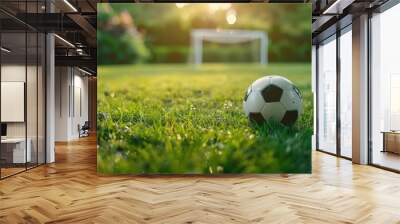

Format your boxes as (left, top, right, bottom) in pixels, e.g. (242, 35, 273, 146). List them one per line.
(0, 135, 400, 223)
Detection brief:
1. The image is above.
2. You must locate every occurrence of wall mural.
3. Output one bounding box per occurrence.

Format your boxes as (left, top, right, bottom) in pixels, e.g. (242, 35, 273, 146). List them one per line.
(97, 3, 312, 174)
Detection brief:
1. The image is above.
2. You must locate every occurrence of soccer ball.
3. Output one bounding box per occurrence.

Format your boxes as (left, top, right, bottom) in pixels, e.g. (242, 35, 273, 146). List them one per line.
(243, 76, 303, 126)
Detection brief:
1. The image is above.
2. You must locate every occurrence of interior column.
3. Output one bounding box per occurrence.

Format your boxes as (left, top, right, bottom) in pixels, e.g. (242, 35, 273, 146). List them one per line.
(46, 1, 55, 163)
(352, 14, 369, 164)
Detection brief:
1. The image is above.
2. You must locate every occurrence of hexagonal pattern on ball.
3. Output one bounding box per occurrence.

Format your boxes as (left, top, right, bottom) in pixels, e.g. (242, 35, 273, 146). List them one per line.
(251, 76, 270, 92)
(243, 91, 265, 116)
(261, 84, 283, 102)
(281, 110, 298, 126)
(269, 76, 294, 91)
(248, 112, 265, 124)
(261, 102, 286, 122)
(280, 90, 302, 112)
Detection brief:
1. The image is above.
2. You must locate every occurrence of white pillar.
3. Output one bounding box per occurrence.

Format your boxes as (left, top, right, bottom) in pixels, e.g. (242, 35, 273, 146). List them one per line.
(193, 35, 202, 65)
(46, 1, 55, 163)
(352, 14, 369, 164)
(46, 33, 55, 163)
(260, 34, 267, 65)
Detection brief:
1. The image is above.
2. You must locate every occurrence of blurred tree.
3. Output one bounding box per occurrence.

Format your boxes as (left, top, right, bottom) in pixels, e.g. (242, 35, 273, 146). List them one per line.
(98, 4, 149, 65)
(98, 3, 311, 64)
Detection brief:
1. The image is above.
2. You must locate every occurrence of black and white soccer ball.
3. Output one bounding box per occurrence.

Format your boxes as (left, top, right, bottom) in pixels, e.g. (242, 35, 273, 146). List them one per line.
(243, 76, 303, 126)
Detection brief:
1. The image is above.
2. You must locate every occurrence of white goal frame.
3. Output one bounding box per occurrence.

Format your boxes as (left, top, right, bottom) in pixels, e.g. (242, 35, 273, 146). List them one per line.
(191, 29, 268, 65)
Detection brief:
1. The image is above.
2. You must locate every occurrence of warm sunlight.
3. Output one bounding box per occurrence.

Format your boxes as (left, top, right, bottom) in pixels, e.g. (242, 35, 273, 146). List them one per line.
(175, 3, 187, 8)
(226, 9, 237, 25)
(208, 3, 231, 13)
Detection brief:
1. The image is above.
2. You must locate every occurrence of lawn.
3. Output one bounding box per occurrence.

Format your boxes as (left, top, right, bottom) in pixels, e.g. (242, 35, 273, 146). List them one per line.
(97, 63, 312, 174)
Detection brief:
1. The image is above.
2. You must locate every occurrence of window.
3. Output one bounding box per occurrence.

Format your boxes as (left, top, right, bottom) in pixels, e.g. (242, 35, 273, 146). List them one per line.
(317, 35, 337, 154)
(370, 3, 400, 171)
(339, 27, 352, 158)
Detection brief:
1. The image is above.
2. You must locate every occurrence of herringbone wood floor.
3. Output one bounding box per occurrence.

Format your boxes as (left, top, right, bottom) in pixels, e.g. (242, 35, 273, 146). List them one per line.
(1, 135, 400, 224)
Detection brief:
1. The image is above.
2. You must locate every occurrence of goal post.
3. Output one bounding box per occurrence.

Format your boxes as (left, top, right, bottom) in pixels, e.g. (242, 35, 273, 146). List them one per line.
(191, 29, 268, 65)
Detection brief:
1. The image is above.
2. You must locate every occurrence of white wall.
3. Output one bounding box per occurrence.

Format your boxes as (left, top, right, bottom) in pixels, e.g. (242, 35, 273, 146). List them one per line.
(73, 73, 89, 137)
(55, 67, 70, 141)
(55, 67, 89, 141)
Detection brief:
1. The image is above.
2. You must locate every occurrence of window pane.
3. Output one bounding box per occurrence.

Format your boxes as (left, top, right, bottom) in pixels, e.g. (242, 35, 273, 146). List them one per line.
(317, 36, 337, 154)
(1, 31, 27, 177)
(38, 33, 45, 165)
(371, 4, 400, 171)
(340, 28, 352, 158)
(27, 31, 38, 169)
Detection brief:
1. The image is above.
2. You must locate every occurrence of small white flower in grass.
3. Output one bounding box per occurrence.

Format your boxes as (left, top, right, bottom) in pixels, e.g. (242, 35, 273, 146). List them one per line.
(223, 101, 233, 109)
(123, 126, 130, 133)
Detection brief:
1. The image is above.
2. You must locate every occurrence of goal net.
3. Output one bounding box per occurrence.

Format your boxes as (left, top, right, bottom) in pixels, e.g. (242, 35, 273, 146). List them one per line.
(190, 29, 268, 65)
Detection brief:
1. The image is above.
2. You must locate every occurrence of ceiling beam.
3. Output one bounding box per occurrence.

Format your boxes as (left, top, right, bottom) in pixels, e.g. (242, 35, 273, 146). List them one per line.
(55, 55, 96, 68)
(11, 13, 82, 32)
(322, 0, 356, 15)
(66, 13, 96, 46)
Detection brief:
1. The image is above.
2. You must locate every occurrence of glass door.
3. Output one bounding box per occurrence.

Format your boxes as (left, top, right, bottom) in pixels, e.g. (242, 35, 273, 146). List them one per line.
(1, 30, 28, 178)
(0, 1, 46, 179)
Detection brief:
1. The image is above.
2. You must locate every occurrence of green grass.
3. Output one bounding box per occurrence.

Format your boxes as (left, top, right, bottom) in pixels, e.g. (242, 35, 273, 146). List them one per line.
(97, 63, 312, 174)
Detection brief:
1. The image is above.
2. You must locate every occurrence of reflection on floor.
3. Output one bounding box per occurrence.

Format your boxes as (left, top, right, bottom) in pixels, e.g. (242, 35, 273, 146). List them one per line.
(0, 162, 42, 179)
(0, 135, 400, 223)
(0, 167, 25, 178)
(373, 150, 400, 171)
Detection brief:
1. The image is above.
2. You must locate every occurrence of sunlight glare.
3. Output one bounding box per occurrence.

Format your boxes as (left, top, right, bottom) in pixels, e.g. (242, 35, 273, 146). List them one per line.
(226, 9, 237, 25)
(175, 3, 187, 8)
(208, 3, 231, 13)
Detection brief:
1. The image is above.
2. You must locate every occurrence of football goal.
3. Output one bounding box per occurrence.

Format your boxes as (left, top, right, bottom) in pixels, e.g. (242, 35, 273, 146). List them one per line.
(190, 29, 268, 65)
